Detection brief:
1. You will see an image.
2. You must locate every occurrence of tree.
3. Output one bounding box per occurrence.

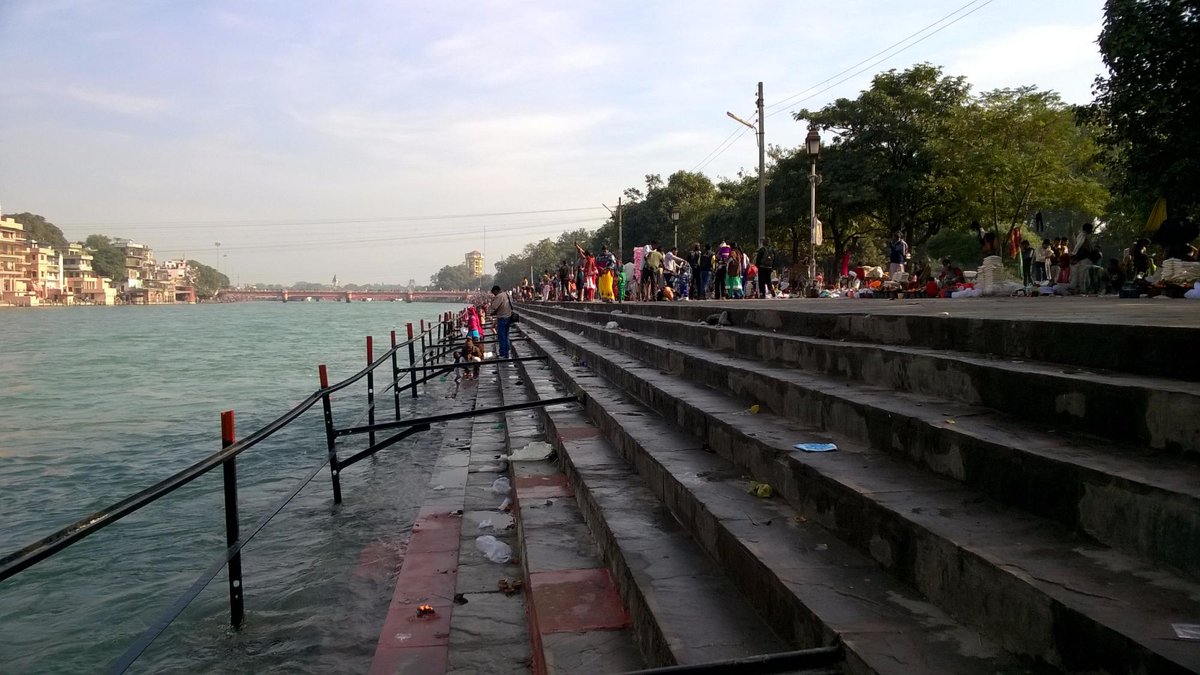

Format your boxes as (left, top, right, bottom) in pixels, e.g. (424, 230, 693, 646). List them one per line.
(431, 263, 482, 290)
(941, 88, 1108, 257)
(187, 260, 229, 299)
(84, 234, 126, 280)
(1089, 0, 1200, 217)
(7, 212, 69, 248)
(795, 64, 971, 248)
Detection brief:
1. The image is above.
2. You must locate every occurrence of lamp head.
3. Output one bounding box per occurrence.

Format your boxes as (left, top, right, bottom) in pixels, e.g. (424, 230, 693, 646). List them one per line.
(805, 126, 821, 157)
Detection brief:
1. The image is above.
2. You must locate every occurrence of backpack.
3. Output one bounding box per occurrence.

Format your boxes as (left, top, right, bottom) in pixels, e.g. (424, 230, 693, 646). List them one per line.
(757, 247, 774, 268)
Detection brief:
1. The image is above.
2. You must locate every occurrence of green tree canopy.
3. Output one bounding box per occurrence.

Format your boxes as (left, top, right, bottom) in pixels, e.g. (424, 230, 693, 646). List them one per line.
(7, 212, 69, 248)
(795, 64, 971, 248)
(186, 260, 229, 299)
(1089, 0, 1200, 217)
(84, 234, 126, 280)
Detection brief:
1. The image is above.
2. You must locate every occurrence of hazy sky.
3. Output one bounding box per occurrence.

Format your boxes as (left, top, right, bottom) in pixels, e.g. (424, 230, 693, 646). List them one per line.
(0, 0, 1106, 285)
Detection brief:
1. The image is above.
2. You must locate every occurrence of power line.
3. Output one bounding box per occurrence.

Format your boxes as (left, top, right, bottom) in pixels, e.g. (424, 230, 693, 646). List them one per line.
(763, 0, 993, 114)
(690, 0, 997, 174)
(61, 206, 607, 229)
(153, 217, 605, 255)
(766, 0, 997, 121)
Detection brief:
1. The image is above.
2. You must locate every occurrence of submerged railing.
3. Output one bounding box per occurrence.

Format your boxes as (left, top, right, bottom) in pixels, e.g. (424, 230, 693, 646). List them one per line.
(0, 309, 572, 673)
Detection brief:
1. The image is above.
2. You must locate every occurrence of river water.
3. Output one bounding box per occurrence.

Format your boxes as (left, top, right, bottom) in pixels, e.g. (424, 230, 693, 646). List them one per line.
(0, 300, 465, 674)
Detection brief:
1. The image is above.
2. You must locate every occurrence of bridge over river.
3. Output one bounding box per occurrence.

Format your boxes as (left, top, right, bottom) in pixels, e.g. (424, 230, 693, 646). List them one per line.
(215, 289, 474, 303)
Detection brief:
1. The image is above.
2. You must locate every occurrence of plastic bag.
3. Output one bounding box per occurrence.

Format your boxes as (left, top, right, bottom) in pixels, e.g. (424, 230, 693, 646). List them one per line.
(491, 477, 511, 496)
(475, 535, 512, 563)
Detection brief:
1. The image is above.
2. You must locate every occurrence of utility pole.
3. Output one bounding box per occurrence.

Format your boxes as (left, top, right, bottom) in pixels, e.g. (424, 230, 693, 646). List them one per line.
(727, 83, 767, 247)
(757, 81, 766, 247)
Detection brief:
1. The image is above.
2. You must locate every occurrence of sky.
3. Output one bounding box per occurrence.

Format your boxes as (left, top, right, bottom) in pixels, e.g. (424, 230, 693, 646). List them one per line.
(0, 0, 1107, 286)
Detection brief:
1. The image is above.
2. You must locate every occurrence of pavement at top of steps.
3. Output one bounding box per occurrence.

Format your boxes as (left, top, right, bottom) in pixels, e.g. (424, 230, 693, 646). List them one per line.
(590, 296, 1200, 329)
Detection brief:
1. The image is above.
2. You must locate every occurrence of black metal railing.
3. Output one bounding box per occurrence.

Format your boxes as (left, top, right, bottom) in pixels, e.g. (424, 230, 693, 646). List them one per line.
(0, 308, 571, 673)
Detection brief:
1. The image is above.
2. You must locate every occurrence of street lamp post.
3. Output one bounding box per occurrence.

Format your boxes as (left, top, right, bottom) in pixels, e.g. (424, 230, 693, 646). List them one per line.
(670, 206, 681, 250)
(726, 80, 766, 247)
(805, 126, 822, 291)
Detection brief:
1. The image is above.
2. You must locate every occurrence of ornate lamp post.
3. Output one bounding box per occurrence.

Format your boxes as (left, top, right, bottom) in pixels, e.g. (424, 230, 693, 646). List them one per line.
(670, 206, 681, 249)
(805, 126, 822, 290)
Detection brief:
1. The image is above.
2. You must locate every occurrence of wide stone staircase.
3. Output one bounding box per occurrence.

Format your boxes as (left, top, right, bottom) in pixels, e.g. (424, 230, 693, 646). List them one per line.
(508, 300, 1200, 674)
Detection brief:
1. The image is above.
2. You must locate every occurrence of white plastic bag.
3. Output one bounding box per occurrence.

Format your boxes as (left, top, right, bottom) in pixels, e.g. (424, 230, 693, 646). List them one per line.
(491, 477, 511, 496)
(475, 535, 512, 563)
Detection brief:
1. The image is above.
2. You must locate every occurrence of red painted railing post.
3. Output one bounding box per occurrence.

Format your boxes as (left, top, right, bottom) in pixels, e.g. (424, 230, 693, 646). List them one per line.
(220, 410, 244, 629)
(407, 323, 418, 399)
(318, 364, 342, 504)
(390, 330, 400, 417)
(366, 336, 376, 448)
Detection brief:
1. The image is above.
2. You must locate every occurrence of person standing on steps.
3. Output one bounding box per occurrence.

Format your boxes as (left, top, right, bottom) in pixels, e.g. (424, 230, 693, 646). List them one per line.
(755, 238, 776, 298)
(488, 284, 514, 358)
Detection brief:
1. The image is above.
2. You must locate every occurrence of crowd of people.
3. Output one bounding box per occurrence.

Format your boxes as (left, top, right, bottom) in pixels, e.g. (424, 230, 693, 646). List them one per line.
(520, 238, 788, 303)
(506, 218, 1198, 304)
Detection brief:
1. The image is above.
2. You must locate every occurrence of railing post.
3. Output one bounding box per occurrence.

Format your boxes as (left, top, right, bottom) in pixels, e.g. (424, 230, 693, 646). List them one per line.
(407, 323, 418, 399)
(220, 410, 244, 629)
(420, 319, 428, 367)
(319, 364, 342, 504)
(390, 330, 401, 418)
(366, 336, 376, 448)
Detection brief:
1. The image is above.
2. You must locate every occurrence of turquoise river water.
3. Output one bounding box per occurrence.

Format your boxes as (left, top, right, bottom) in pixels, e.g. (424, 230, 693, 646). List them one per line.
(0, 300, 465, 674)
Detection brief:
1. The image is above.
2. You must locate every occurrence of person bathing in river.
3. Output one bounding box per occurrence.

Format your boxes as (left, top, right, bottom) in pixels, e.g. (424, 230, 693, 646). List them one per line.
(456, 336, 484, 380)
(465, 306, 482, 340)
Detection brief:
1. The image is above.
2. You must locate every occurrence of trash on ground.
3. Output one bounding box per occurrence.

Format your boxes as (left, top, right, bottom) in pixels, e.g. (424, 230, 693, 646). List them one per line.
(605, 321, 619, 329)
(749, 481, 773, 498)
(476, 535, 512, 563)
(497, 578, 524, 595)
(453, 593, 468, 605)
(509, 441, 553, 462)
(432, 484, 446, 491)
(478, 519, 494, 530)
(794, 443, 838, 453)
(491, 477, 511, 496)
(749, 404, 761, 414)
(416, 604, 436, 618)
(1173, 623, 1200, 640)
(815, 543, 829, 551)
(499, 497, 512, 512)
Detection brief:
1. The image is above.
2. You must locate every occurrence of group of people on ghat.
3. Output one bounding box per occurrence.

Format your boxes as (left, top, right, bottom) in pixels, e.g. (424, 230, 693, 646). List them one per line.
(451, 284, 515, 381)
(507, 216, 1198, 303)
(518, 238, 786, 303)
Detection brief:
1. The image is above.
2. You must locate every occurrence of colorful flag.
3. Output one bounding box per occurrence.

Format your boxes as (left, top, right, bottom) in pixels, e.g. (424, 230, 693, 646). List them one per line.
(1145, 197, 1167, 232)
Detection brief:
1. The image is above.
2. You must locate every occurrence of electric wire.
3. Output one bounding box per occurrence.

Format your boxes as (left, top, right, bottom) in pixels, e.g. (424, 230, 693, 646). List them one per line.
(763, 0, 993, 114)
(62, 205, 608, 229)
(689, 0, 997, 174)
(766, 0, 997, 121)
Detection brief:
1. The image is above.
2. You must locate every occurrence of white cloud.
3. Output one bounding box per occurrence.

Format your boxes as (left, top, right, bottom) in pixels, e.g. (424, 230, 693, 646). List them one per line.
(59, 85, 169, 117)
(946, 23, 1104, 102)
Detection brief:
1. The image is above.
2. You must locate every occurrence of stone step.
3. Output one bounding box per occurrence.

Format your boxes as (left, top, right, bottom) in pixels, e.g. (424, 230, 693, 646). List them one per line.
(495, 361, 645, 675)
(500, 350, 796, 669)
(523, 305, 1200, 580)
(509, 327, 1026, 675)
(516, 314, 1200, 674)
(543, 299, 1200, 382)
(543, 303, 1200, 456)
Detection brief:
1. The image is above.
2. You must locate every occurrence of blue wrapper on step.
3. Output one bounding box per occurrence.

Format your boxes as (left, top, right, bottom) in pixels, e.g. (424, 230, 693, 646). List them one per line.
(794, 443, 838, 453)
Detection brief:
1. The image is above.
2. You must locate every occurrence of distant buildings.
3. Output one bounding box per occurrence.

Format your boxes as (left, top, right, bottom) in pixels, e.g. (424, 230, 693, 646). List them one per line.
(0, 216, 195, 306)
(465, 250, 484, 278)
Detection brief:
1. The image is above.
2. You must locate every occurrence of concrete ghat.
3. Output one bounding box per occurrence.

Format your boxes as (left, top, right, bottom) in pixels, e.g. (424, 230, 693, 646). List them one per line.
(514, 308, 1200, 674)
(503, 351, 795, 669)
(524, 305, 1200, 580)
(544, 297, 1200, 381)
(495, 360, 643, 675)
(542, 303, 1200, 455)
